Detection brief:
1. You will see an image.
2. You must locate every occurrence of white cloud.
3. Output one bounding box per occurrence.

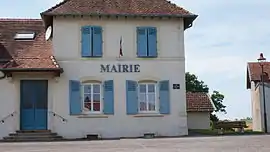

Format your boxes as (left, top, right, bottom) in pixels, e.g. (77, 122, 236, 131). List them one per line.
(172, 0, 270, 119)
(177, 0, 270, 79)
(44, 0, 64, 10)
(186, 55, 247, 79)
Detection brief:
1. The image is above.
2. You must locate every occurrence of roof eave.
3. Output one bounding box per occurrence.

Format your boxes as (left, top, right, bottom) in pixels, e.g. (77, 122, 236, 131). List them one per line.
(183, 14, 198, 30)
(246, 63, 253, 89)
(41, 13, 198, 30)
(187, 109, 214, 112)
(0, 68, 64, 73)
(40, 12, 198, 22)
(207, 93, 217, 111)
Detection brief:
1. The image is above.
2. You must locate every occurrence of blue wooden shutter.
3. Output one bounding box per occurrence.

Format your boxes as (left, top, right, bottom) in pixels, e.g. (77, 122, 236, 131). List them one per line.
(103, 80, 114, 114)
(147, 27, 157, 57)
(92, 26, 103, 57)
(69, 80, 82, 115)
(137, 27, 148, 57)
(159, 80, 170, 114)
(81, 26, 92, 57)
(126, 80, 138, 115)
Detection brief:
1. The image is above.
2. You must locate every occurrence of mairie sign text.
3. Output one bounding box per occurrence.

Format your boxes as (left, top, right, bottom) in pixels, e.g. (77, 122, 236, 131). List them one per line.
(100, 64, 140, 73)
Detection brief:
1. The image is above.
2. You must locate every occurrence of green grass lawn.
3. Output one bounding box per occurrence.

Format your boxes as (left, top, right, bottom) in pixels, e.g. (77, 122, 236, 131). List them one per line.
(189, 129, 264, 136)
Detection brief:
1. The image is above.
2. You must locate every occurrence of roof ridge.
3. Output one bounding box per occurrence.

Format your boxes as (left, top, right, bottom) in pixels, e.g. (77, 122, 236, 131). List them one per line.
(0, 18, 42, 21)
(41, 0, 195, 16)
(186, 91, 207, 94)
(164, 0, 191, 13)
(41, 0, 69, 15)
(248, 61, 270, 63)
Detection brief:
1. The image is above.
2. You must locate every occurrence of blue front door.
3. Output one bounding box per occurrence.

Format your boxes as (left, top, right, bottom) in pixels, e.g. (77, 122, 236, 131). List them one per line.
(20, 80, 48, 130)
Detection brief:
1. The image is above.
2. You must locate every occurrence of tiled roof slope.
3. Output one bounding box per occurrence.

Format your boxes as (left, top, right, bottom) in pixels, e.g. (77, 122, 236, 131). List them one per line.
(246, 62, 270, 89)
(42, 0, 195, 17)
(0, 19, 61, 71)
(186, 92, 215, 112)
(247, 62, 270, 81)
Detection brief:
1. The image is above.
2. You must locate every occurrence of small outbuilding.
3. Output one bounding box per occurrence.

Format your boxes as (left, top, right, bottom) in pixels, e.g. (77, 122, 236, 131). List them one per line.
(186, 92, 215, 129)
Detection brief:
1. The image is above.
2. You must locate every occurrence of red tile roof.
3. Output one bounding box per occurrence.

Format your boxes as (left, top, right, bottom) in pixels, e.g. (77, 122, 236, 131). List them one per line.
(246, 62, 270, 89)
(0, 19, 62, 72)
(42, 0, 195, 17)
(186, 92, 215, 112)
(247, 62, 270, 81)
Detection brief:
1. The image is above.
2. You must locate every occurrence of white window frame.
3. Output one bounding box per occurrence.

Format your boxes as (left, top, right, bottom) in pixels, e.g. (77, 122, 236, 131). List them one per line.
(81, 82, 103, 114)
(138, 82, 159, 113)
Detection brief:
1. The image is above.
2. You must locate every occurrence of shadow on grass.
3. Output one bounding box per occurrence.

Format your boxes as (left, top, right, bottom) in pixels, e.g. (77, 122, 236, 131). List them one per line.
(189, 129, 264, 136)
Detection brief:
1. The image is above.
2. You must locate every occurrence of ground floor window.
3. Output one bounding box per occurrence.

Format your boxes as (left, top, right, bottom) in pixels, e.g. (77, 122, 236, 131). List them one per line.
(138, 83, 157, 113)
(82, 83, 102, 113)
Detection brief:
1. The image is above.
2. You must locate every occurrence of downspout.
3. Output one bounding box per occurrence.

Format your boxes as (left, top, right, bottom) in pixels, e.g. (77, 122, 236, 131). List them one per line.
(0, 71, 6, 80)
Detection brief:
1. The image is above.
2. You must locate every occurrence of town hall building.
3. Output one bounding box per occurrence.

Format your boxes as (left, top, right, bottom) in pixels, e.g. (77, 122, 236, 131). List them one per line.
(0, 0, 214, 141)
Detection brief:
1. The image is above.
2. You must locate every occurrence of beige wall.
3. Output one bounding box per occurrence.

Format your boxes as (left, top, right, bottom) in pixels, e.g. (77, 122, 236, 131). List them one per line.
(251, 82, 270, 132)
(52, 16, 185, 60)
(251, 82, 263, 131)
(187, 112, 211, 129)
(51, 16, 187, 139)
(0, 16, 188, 139)
(0, 78, 17, 138)
(0, 73, 56, 139)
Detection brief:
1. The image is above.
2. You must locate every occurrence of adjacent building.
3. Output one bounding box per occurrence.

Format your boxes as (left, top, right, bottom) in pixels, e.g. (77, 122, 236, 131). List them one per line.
(247, 62, 270, 132)
(186, 92, 215, 129)
(0, 0, 201, 139)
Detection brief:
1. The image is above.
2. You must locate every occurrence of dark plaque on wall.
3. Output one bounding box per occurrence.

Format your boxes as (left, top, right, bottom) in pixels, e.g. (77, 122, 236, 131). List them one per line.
(173, 84, 180, 89)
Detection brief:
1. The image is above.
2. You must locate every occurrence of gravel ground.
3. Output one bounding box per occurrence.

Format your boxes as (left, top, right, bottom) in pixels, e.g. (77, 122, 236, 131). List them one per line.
(0, 135, 270, 152)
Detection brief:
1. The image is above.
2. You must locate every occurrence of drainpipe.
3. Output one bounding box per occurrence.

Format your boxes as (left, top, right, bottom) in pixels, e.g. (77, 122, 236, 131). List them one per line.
(0, 71, 6, 80)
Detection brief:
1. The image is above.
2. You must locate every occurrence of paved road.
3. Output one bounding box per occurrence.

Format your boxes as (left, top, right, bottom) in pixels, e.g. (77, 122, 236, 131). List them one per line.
(1, 135, 270, 152)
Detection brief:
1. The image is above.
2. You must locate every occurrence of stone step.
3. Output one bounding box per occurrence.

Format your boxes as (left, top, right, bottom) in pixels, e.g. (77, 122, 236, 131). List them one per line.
(2, 137, 63, 142)
(3, 130, 64, 142)
(9, 132, 57, 136)
(16, 130, 51, 133)
(4, 135, 63, 140)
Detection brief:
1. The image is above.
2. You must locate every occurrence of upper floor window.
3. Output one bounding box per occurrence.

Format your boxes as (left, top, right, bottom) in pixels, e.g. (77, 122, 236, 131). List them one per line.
(83, 83, 102, 113)
(137, 27, 157, 58)
(81, 26, 103, 57)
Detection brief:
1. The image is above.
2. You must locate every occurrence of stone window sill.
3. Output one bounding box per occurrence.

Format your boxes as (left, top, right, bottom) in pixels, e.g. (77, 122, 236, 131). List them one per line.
(77, 114, 109, 118)
(133, 114, 165, 117)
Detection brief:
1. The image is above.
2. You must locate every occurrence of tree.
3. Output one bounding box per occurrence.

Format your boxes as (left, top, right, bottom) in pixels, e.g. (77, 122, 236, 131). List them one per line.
(246, 117, 252, 120)
(185, 72, 226, 122)
(211, 91, 226, 113)
(185, 72, 209, 93)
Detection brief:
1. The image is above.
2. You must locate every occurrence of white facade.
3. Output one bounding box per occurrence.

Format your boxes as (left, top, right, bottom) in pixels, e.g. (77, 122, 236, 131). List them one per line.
(250, 82, 270, 132)
(0, 16, 189, 139)
(187, 112, 211, 129)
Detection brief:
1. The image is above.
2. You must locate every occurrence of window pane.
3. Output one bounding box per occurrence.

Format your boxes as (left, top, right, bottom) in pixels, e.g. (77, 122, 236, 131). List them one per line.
(93, 94, 100, 102)
(148, 84, 155, 93)
(148, 94, 156, 102)
(139, 93, 146, 102)
(148, 100, 156, 111)
(93, 84, 100, 93)
(139, 84, 146, 93)
(84, 94, 91, 103)
(139, 93, 146, 111)
(84, 85, 91, 93)
(140, 101, 147, 111)
(84, 102, 91, 111)
(93, 102, 100, 111)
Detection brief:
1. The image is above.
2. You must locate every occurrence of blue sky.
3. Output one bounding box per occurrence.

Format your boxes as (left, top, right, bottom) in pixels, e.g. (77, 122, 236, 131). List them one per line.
(1, 0, 270, 120)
